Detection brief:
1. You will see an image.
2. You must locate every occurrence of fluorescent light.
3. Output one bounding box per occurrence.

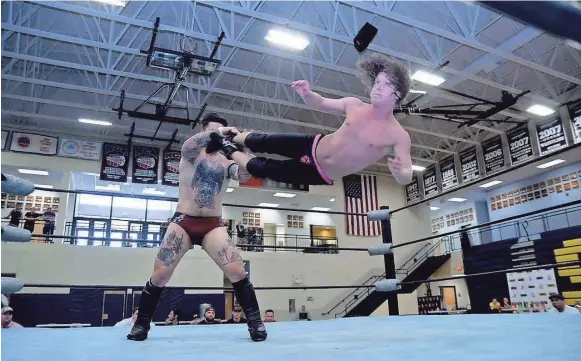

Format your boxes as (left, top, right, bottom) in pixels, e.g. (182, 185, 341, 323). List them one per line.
(95, 0, 126, 6)
(409, 89, 427, 94)
(448, 197, 467, 203)
(258, 203, 279, 208)
(18, 169, 49, 176)
(78, 118, 112, 126)
(143, 188, 165, 196)
(265, 29, 310, 51)
(311, 207, 331, 211)
(226, 188, 234, 193)
(430, 206, 440, 211)
(411, 70, 445, 86)
(34, 184, 53, 189)
(479, 180, 503, 188)
(329, 198, 335, 202)
(526, 104, 554, 117)
(412, 165, 426, 172)
(536, 159, 565, 169)
(95, 184, 120, 191)
(277, 224, 285, 226)
(83, 172, 100, 177)
(273, 192, 296, 198)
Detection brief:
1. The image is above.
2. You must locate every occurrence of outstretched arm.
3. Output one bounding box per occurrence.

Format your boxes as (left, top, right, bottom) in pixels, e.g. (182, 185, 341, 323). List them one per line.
(387, 135, 413, 185)
(292, 80, 362, 116)
(181, 131, 214, 162)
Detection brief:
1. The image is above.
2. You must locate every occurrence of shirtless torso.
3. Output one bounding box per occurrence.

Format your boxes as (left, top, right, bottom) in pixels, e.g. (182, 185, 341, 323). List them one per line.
(316, 100, 409, 180)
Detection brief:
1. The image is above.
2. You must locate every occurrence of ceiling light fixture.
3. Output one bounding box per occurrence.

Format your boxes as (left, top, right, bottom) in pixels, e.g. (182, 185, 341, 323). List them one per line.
(329, 198, 335, 202)
(311, 207, 331, 211)
(536, 159, 565, 169)
(526, 104, 555, 117)
(448, 197, 467, 202)
(412, 165, 426, 172)
(258, 203, 279, 208)
(411, 70, 446, 86)
(78, 118, 113, 126)
(226, 188, 234, 193)
(18, 169, 49, 176)
(409, 89, 427, 94)
(265, 29, 310, 51)
(34, 184, 53, 189)
(95, 0, 126, 6)
(273, 192, 296, 198)
(430, 206, 440, 211)
(479, 180, 503, 188)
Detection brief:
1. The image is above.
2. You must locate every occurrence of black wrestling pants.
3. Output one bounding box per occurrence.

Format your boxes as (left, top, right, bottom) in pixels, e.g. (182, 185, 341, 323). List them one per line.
(243, 133, 330, 185)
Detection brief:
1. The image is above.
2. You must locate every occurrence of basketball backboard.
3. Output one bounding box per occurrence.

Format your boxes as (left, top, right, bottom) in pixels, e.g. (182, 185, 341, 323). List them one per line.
(149, 48, 220, 76)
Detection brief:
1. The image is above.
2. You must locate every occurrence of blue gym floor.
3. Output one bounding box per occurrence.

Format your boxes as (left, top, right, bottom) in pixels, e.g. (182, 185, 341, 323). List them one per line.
(2, 314, 580, 361)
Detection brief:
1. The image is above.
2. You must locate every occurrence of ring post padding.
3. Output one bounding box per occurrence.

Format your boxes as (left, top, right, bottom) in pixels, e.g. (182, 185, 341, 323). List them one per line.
(1, 226, 32, 243)
(374, 279, 401, 292)
(1, 277, 24, 294)
(1, 174, 35, 196)
(367, 209, 390, 221)
(367, 243, 393, 256)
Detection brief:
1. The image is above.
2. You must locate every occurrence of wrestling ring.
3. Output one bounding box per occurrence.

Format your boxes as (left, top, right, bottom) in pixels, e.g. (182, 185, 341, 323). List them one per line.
(3, 2, 581, 360)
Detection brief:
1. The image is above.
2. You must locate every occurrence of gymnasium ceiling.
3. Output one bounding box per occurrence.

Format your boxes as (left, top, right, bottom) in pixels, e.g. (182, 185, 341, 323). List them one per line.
(2, 1, 581, 175)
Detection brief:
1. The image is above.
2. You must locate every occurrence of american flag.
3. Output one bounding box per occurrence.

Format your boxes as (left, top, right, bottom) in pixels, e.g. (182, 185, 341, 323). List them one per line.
(343, 174, 381, 236)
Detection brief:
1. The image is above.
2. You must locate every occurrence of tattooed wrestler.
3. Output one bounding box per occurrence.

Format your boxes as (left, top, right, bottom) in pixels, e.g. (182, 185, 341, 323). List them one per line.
(127, 113, 267, 342)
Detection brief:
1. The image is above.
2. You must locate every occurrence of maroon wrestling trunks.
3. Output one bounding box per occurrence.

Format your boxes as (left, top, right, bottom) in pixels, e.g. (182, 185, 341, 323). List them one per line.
(170, 212, 222, 246)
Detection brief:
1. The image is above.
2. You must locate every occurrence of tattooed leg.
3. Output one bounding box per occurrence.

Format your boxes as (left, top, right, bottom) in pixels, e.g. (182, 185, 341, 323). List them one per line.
(202, 227, 247, 283)
(151, 223, 192, 287)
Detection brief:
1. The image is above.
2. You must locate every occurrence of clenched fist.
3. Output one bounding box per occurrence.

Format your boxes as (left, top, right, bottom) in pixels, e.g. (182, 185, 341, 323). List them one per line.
(291, 80, 312, 97)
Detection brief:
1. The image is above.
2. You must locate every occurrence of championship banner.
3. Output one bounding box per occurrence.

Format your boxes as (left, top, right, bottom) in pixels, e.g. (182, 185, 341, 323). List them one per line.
(439, 155, 458, 191)
(9, 132, 58, 155)
(405, 176, 421, 204)
(482, 135, 505, 174)
(568, 101, 581, 144)
(161, 150, 181, 186)
(132, 146, 160, 184)
(100, 143, 130, 183)
(1, 130, 8, 150)
(58, 137, 102, 161)
(459, 146, 480, 183)
(506, 123, 533, 165)
(423, 164, 439, 198)
(537, 117, 567, 155)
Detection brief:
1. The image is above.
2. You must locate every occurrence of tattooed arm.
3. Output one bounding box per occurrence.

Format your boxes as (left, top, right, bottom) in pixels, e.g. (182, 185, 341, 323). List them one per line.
(226, 161, 252, 182)
(181, 131, 214, 162)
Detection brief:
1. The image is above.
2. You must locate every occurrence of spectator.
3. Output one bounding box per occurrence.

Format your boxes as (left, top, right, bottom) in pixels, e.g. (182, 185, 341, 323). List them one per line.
(548, 293, 580, 314)
(165, 309, 181, 326)
(502, 297, 512, 309)
(23, 211, 42, 233)
(196, 307, 221, 325)
(236, 221, 246, 244)
(190, 314, 201, 325)
(42, 207, 56, 243)
(115, 307, 155, 328)
(5, 205, 22, 227)
(223, 305, 247, 324)
(297, 305, 311, 321)
(263, 309, 276, 323)
(489, 298, 501, 313)
(1, 307, 23, 329)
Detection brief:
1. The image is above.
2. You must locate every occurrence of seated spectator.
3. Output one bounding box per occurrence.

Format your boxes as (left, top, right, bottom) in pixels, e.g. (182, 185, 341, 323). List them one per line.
(263, 309, 277, 323)
(223, 305, 247, 324)
(196, 307, 221, 325)
(115, 307, 155, 328)
(502, 297, 512, 309)
(489, 298, 501, 313)
(297, 305, 311, 321)
(548, 293, 580, 314)
(165, 309, 182, 326)
(1, 307, 23, 328)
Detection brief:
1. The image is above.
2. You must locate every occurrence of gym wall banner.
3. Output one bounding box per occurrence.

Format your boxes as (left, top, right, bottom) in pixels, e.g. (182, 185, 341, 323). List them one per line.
(459, 146, 480, 183)
(439, 155, 458, 191)
(161, 150, 181, 187)
(9, 132, 58, 155)
(537, 117, 568, 155)
(58, 137, 102, 161)
(506, 123, 534, 165)
(1, 131, 8, 150)
(100, 142, 130, 183)
(568, 101, 581, 144)
(482, 135, 505, 174)
(132, 145, 160, 184)
(405, 176, 422, 204)
(423, 164, 439, 198)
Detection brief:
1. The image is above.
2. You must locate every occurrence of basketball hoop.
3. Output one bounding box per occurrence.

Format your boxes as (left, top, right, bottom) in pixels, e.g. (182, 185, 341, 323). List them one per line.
(180, 37, 197, 55)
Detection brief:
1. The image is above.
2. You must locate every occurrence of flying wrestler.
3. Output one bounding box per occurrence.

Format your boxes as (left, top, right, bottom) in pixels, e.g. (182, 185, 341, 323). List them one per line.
(127, 113, 267, 342)
(216, 54, 413, 186)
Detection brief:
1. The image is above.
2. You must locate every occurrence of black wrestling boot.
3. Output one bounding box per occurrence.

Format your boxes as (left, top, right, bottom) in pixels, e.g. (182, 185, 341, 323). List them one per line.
(232, 277, 267, 342)
(127, 280, 164, 341)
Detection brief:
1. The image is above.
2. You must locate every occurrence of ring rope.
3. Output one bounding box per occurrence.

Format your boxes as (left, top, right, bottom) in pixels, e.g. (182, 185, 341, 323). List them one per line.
(391, 198, 581, 250)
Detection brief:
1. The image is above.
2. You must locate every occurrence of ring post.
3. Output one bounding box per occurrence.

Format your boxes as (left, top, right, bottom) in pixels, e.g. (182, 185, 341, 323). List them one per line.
(380, 206, 399, 315)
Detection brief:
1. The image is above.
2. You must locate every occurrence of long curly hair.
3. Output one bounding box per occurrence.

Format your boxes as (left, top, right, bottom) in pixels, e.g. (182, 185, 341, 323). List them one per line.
(356, 54, 411, 105)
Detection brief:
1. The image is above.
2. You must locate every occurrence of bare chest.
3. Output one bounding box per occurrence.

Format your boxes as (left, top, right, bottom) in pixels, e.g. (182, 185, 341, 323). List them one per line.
(339, 109, 400, 150)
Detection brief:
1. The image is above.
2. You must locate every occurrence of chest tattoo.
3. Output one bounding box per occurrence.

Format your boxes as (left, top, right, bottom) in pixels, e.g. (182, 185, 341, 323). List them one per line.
(192, 159, 225, 209)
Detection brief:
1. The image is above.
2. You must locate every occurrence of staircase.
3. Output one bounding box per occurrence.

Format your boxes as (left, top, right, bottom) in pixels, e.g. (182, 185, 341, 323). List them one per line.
(322, 238, 452, 318)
